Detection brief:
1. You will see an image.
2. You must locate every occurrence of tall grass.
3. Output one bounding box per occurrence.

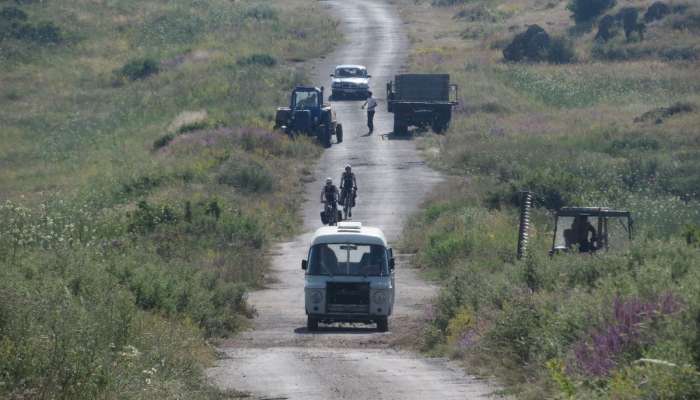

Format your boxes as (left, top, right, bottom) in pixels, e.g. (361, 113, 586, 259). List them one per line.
(396, 0, 700, 398)
(0, 0, 337, 398)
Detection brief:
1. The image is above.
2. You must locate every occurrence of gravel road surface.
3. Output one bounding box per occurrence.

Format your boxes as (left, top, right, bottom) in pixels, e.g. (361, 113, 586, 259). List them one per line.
(208, 1, 500, 398)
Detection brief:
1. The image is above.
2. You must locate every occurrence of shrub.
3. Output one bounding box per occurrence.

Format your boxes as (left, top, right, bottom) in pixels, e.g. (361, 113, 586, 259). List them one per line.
(243, 4, 278, 20)
(0, 6, 27, 21)
(683, 224, 700, 247)
(503, 25, 550, 62)
(115, 58, 160, 81)
(670, 11, 700, 31)
(431, 0, 467, 6)
(218, 160, 274, 193)
(617, 7, 645, 40)
(634, 102, 695, 124)
(596, 14, 619, 41)
(237, 53, 277, 67)
(547, 36, 576, 63)
(127, 200, 177, 234)
(573, 294, 681, 377)
(488, 295, 542, 364)
(661, 46, 699, 61)
(177, 119, 210, 134)
(152, 133, 175, 150)
(644, 2, 671, 22)
(503, 26, 574, 64)
(568, 0, 616, 23)
(1, 19, 62, 44)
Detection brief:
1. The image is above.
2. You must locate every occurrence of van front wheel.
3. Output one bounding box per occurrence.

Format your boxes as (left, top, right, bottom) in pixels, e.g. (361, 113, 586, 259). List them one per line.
(307, 316, 319, 331)
(377, 317, 388, 332)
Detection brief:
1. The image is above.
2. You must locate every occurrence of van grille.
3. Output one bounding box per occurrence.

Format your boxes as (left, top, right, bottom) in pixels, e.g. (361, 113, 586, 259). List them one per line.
(326, 282, 369, 314)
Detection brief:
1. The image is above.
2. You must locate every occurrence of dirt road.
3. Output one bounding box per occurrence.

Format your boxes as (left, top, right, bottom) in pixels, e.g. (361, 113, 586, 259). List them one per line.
(208, 1, 499, 398)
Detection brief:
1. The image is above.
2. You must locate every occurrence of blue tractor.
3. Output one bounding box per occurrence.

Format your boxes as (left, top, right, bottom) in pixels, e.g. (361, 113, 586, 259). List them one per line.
(274, 86, 343, 148)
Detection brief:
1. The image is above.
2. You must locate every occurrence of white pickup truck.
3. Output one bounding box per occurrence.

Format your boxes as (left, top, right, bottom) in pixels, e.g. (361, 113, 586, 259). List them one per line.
(330, 64, 371, 99)
(302, 222, 395, 332)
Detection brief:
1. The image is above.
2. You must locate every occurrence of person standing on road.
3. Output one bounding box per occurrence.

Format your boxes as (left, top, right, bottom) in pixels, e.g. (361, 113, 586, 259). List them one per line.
(362, 91, 378, 134)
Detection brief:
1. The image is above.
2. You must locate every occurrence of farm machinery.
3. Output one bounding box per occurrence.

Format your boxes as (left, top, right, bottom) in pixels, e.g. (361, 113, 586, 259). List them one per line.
(274, 86, 343, 148)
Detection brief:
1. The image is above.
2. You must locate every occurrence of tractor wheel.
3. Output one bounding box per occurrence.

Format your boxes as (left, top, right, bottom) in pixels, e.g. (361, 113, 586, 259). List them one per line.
(335, 124, 343, 143)
(322, 125, 332, 148)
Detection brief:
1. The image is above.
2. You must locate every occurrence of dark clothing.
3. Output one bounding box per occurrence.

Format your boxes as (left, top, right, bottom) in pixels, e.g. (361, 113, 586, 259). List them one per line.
(340, 172, 356, 191)
(572, 219, 597, 252)
(322, 184, 339, 203)
(367, 111, 375, 133)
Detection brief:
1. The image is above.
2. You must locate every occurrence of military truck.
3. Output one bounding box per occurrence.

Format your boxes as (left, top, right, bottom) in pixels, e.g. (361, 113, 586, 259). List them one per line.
(274, 86, 343, 148)
(302, 222, 395, 332)
(386, 74, 458, 135)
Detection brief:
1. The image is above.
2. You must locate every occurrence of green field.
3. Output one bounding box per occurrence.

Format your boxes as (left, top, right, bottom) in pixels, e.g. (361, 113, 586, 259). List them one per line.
(398, 0, 700, 398)
(0, 1, 339, 398)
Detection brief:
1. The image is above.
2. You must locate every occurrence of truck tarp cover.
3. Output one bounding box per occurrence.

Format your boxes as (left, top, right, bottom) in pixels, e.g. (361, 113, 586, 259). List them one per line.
(394, 74, 449, 102)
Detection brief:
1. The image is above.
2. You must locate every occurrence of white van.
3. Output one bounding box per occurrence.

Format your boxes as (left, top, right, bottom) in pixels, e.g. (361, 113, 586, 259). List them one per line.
(302, 222, 395, 331)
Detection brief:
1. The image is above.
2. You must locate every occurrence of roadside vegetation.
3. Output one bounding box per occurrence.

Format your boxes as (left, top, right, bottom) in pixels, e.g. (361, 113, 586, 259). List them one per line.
(0, 0, 339, 398)
(397, 0, 700, 398)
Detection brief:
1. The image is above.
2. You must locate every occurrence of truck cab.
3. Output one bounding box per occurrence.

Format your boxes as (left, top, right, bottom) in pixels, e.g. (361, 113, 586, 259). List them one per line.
(302, 222, 395, 332)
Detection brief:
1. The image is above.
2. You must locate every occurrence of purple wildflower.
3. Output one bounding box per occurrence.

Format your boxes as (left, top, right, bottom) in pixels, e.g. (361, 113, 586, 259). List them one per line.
(573, 293, 682, 377)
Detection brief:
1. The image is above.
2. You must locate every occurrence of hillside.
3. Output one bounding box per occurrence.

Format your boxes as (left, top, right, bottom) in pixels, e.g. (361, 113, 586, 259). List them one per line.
(0, 1, 339, 398)
(396, 0, 700, 398)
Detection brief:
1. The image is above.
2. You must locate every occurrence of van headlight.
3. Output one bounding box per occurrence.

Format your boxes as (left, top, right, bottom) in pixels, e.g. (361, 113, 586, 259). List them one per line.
(310, 290, 324, 304)
(373, 290, 388, 304)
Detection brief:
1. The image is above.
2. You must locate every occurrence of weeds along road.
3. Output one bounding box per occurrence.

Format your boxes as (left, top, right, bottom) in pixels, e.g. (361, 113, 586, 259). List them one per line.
(208, 1, 498, 398)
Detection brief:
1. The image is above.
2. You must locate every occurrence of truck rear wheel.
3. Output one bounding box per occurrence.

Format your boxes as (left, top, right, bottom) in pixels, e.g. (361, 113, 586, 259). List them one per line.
(393, 115, 407, 135)
(432, 119, 448, 134)
(307, 316, 319, 331)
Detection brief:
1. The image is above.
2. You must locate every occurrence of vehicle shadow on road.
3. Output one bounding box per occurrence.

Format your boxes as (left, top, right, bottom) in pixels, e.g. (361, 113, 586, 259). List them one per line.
(381, 131, 414, 141)
(294, 326, 382, 335)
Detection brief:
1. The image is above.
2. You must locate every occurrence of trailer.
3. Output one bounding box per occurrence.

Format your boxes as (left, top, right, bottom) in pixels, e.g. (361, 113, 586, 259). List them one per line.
(386, 74, 458, 135)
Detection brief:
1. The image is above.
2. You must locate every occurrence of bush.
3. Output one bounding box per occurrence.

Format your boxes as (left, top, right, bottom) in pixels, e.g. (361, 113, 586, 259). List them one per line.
(671, 11, 700, 31)
(503, 26, 574, 64)
(596, 14, 619, 41)
(177, 119, 210, 134)
(243, 4, 278, 20)
(115, 58, 160, 81)
(152, 133, 175, 150)
(547, 36, 576, 63)
(617, 7, 645, 40)
(503, 25, 550, 62)
(218, 160, 274, 193)
(568, 0, 616, 23)
(1, 19, 62, 44)
(0, 6, 27, 21)
(431, 0, 467, 6)
(237, 53, 277, 67)
(644, 2, 671, 22)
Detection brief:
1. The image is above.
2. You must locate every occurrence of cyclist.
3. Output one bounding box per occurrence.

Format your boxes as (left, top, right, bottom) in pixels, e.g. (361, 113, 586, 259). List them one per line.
(339, 165, 357, 217)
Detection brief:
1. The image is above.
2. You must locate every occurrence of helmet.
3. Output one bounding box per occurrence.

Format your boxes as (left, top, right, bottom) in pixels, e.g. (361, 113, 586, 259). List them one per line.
(326, 177, 332, 184)
(345, 164, 351, 171)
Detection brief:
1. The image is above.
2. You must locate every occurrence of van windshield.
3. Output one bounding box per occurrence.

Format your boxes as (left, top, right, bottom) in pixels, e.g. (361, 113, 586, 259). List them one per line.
(307, 243, 388, 276)
(335, 68, 367, 78)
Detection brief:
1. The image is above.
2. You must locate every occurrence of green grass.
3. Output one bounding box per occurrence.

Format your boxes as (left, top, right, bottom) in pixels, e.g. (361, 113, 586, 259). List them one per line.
(0, 0, 338, 398)
(397, 0, 700, 398)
